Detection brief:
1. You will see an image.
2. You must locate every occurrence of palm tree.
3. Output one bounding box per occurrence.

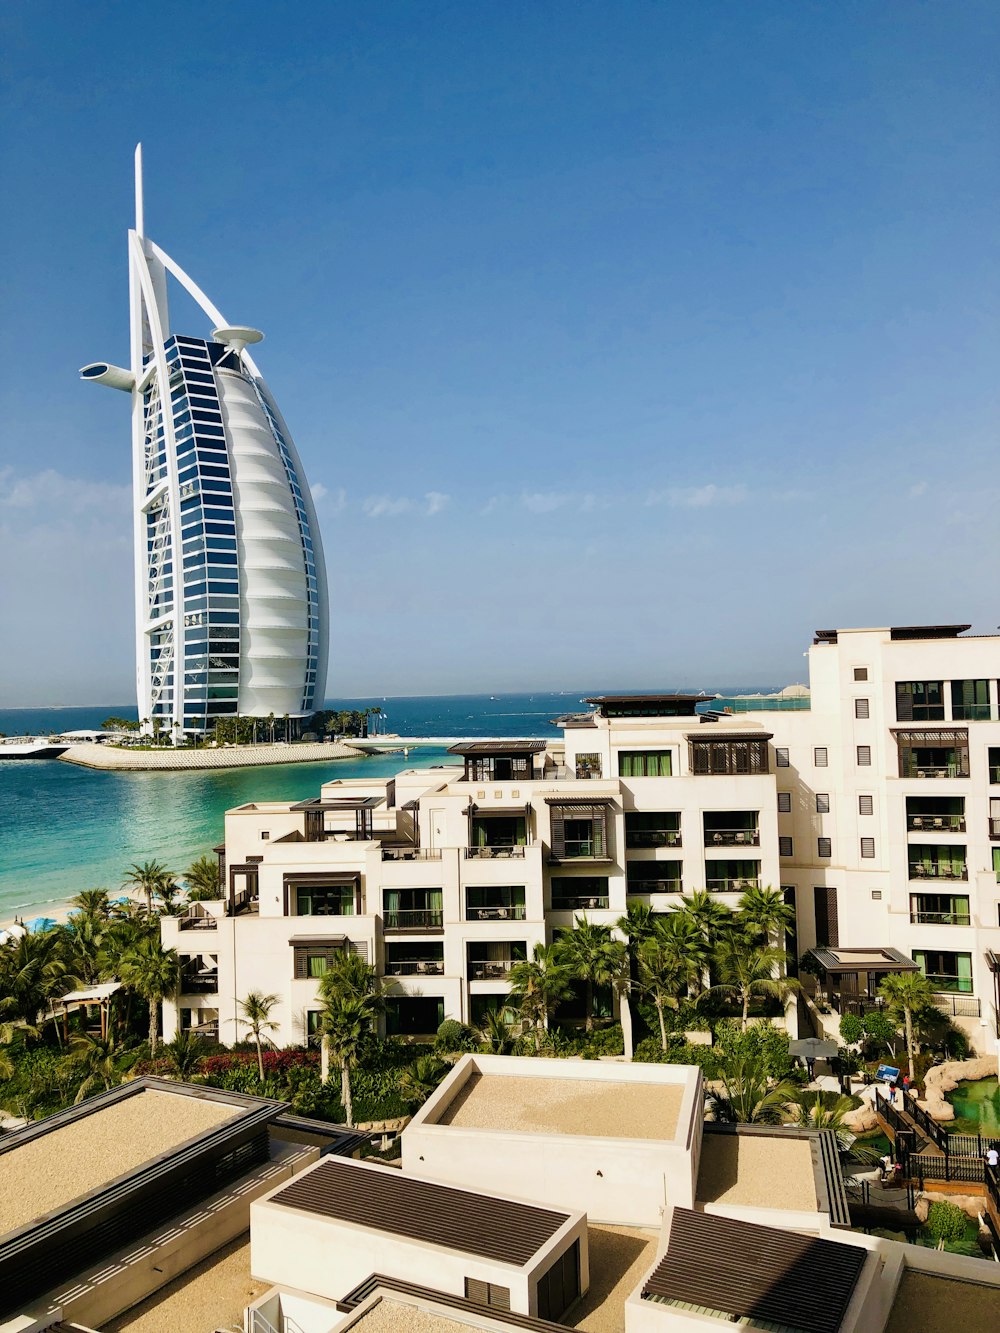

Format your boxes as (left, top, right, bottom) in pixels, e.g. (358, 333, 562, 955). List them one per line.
(163, 1029, 208, 1080)
(118, 936, 178, 1053)
(737, 885, 794, 946)
(507, 944, 572, 1052)
(70, 889, 112, 923)
(878, 970, 936, 1081)
(237, 991, 280, 1081)
(708, 1056, 799, 1124)
(701, 934, 800, 1031)
(555, 918, 628, 1034)
(398, 1054, 448, 1108)
(792, 1091, 858, 1151)
(637, 926, 688, 1051)
(122, 861, 174, 916)
(675, 890, 733, 957)
(61, 915, 107, 987)
(184, 855, 223, 901)
(317, 954, 384, 1127)
(68, 1031, 122, 1101)
(0, 929, 68, 1028)
(477, 1008, 519, 1054)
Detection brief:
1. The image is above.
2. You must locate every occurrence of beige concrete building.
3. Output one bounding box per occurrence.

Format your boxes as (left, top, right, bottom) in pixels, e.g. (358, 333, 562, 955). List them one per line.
(161, 623, 1000, 1055)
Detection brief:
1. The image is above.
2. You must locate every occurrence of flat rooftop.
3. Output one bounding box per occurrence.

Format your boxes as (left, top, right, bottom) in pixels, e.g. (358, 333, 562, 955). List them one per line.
(103, 1236, 269, 1333)
(347, 1301, 498, 1332)
(269, 1156, 571, 1265)
(567, 1225, 658, 1333)
(436, 1072, 683, 1140)
(885, 1271, 1000, 1332)
(0, 1088, 239, 1237)
(696, 1133, 818, 1212)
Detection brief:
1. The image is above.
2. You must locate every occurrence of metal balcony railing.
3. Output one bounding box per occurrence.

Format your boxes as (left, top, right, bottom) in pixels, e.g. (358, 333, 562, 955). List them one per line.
(908, 863, 967, 880)
(909, 911, 971, 926)
(464, 845, 526, 859)
(468, 959, 516, 980)
(906, 815, 965, 832)
(466, 905, 527, 921)
(384, 959, 445, 976)
(924, 975, 974, 994)
(625, 830, 681, 848)
(551, 895, 610, 911)
(704, 829, 760, 847)
(626, 880, 682, 896)
(705, 876, 760, 893)
(180, 973, 219, 994)
(382, 909, 444, 931)
(381, 847, 443, 861)
(935, 994, 981, 1017)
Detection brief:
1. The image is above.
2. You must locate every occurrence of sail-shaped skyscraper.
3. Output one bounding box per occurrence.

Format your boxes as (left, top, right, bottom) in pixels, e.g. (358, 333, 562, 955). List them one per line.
(82, 147, 328, 736)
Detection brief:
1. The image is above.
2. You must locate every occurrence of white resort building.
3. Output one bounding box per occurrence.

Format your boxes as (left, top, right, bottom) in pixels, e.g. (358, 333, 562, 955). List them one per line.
(80, 146, 328, 736)
(161, 622, 1000, 1057)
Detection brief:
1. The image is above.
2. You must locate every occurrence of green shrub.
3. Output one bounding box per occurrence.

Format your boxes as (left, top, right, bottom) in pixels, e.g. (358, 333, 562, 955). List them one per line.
(924, 1200, 968, 1244)
(435, 1020, 474, 1053)
(714, 1021, 793, 1081)
(839, 1014, 863, 1045)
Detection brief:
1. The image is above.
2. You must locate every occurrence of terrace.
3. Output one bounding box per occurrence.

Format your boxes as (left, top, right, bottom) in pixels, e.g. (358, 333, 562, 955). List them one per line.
(806, 946, 919, 1016)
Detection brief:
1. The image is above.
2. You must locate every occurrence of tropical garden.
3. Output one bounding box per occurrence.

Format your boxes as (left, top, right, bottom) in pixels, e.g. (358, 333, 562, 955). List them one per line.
(0, 869, 967, 1153)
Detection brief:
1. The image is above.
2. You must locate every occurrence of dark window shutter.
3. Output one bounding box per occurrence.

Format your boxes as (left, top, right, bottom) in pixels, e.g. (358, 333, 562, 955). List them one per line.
(816, 793, 830, 813)
(855, 698, 870, 719)
(348, 940, 368, 961)
(861, 837, 875, 858)
(857, 745, 872, 765)
(465, 1278, 490, 1306)
(294, 948, 308, 979)
(854, 667, 868, 681)
(778, 792, 791, 812)
(859, 795, 874, 815)
(489, 1284, 511, 1310)
(814, 886, 839, 947)
(550, 809, 566, 859)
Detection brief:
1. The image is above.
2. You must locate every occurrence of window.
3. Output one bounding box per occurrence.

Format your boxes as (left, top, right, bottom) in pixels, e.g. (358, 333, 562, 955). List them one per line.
(814, 747, 828, 767)
(991, 748, 1000, 784)
(292, 881, 356, 916)
(777, 792, 792, 813)
(859, 795, 874, 815)
(895, 729, 970, 779)
(548, 802, 611, 860)
(860, 837, 875, 858)
(994, 847, 1000, 881)
(857, 745, 872, 766)
(813, 886, 839, 947)
(818, 837, 832, 857)
(690, 738, 769, 775)
(382, 887, 444, 929)
(872, 890, 882, 901)
(912, 949, 973, 993)
(855, 698, 870, 719)
(775, 747, 790, 767)
(816, 793, 830, 813)
(385, 996, 445, 1035)
(779, 837, 793, 857)
(293, 943, 343, 979)
(618, 750, 672, 777)
(951, 679, 990, 722)
(854, 667, 869, 681)
(624, 863, 681, 894)
(536, 1241, 581, 1321)
(908, 845, 967, 881)
(896, 680, 945, 722)
(909, 893, 970, 926)
(575, 752, 602, 779)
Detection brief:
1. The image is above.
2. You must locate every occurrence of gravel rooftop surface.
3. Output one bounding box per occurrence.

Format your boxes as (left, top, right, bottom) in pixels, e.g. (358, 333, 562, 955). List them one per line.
(566, 1225, 659, 1332)
(437, 1073, 683, 1140)
(696, 1134, 817, 1211)
(0, 1089, 239, 1236)
(348, 1299, 483, 1331)
(885, 1272, 1000, 1332)
(103, 1235, 267, 1332)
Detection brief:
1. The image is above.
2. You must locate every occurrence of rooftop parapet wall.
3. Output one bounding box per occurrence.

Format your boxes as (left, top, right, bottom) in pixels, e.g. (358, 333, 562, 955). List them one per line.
(403, 1055, 703, 1227)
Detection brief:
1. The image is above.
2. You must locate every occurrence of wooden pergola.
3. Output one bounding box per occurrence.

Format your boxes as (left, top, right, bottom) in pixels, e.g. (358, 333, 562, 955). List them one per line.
(52, 981, 122, 1042)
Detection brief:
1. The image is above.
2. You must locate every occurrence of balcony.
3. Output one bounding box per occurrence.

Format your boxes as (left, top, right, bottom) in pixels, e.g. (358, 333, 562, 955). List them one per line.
(382, 909, 444, 932)
(704, 829, 760, 848)
(384, 959, 445, 977)
(465, 845, 527, 860)
(909, 911, 972, 926)
(908, 863, 967, 881)
(924, 974, 974, 994)
(990, 819, 1000, 841)
(905, 764, 964, 779)
(551, 894, 610, 911)
(907, 814, 965, 832)
(466, 904, 527, 922)
(626, 878, 682, 895)
(468, 959, 518, 980)
(625, 829, 682, 848)
(936, 994, 981, 1018)
(381, 847, 443, 861)
(180, 971, 218, 995)
(178, 911, 218, 931)
(706, 876, 761, 893)
(182, 1022, 219, 1041)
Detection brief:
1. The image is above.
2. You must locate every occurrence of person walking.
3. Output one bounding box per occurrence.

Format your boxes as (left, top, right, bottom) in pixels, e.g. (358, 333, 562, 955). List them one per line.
(986, 1145, 999, 1170)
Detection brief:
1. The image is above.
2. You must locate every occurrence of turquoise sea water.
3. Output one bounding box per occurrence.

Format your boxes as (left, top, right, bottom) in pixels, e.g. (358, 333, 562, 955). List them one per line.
(0, 692, 570, 920)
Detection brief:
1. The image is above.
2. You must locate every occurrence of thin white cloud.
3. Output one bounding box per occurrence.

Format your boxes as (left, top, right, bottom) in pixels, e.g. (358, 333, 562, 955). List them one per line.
(363, 495, 414, 518)
(645, 484, 749, 509)
(310, 482, 328, 501)
(519, 491, 603, 515)
(908, 481, 929, 498)
(0, 466, 131, 514)
(425, 491, 450, 516)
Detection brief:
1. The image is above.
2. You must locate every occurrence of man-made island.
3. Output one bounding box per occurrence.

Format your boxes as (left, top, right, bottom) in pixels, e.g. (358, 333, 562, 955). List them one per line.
(58, 739, 365, 771)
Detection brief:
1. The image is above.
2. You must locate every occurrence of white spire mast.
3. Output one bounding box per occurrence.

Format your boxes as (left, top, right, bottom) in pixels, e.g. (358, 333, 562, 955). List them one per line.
(134, 143, 144, 238)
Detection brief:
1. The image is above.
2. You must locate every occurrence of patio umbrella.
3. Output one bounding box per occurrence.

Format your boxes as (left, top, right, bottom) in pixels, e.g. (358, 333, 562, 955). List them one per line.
(789, 1038, 839, 1060)
(24, 917, 56, 933)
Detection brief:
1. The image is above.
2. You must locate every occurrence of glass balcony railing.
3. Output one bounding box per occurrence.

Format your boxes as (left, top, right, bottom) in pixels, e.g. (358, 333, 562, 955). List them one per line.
(706, 876, 761, 893)
(908, 863, 967, 880)
(906, 814, 965, 832)
(551, 894, 610, 911)
(626, 879, 682, 895)
(925, 974, 974, 994)
(704, 829, 760, 847)
(466, 904, 527, 922)
(625, 830, 681, 848)
(464, 845, 526, 859)
(384, 959, 445, 976)
(468, 959, 518, 980)
(909, 911, 971, 926)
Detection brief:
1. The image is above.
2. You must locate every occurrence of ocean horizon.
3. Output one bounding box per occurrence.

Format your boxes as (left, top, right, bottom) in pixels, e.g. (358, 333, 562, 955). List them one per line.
(0, 687, 781, 923)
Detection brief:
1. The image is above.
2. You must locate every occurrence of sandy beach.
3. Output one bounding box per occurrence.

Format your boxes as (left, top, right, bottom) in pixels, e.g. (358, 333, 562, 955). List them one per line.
(58, 740, 364, 771)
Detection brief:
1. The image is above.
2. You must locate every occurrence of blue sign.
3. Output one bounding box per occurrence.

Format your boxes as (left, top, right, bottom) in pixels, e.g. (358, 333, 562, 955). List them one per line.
(876, 1064, 900, 1083)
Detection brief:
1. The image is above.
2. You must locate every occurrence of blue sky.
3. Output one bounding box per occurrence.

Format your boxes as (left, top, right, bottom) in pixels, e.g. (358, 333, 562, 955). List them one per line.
(0, 1, 997, 704)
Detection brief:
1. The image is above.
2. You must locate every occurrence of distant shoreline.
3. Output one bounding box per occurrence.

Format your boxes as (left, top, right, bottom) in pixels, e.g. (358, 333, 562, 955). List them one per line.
(57, 740, 365, 772)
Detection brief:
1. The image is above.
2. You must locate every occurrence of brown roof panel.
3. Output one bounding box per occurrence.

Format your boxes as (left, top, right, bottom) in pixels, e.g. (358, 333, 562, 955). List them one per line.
(270, 1157, 569, 1266)
(643, 1208, 865, 1333)
(448, 740, 548, 756)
